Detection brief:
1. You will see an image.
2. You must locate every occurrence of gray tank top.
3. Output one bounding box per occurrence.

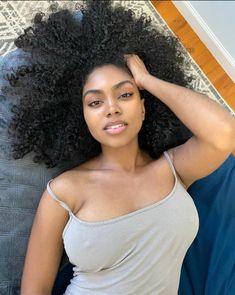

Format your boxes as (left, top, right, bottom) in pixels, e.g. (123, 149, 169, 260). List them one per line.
(47, 151, 199, 295)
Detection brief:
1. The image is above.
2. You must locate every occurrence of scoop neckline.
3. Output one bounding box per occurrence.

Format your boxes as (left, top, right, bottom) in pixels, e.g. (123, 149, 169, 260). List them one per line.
(69, 174, 179, 226)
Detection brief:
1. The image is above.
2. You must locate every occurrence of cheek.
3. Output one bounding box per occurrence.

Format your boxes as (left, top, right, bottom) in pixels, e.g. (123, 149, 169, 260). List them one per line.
(83, 109, 103, 138)
(82, 109, 94, 134)
(83, 109, 89, 126)
(83, 107, 97, 125)
(129, 103, 143, 122)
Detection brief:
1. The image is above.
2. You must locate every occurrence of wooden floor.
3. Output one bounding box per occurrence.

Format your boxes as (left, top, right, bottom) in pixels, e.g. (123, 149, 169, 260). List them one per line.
(151, 0, 235, 155)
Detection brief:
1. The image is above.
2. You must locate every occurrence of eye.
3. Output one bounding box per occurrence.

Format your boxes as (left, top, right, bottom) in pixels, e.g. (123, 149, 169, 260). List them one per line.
(119, 92, 133, 99)
(88, 100, 102, 107)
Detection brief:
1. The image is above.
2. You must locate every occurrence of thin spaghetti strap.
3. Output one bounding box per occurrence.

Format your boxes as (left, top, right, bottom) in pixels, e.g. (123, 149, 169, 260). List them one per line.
(47, 179, 72, 213)
(163, 151, 177, 179)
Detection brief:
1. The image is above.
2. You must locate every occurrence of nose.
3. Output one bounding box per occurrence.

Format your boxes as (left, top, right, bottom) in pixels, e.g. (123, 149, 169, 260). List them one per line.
(106, 100, 122, 117)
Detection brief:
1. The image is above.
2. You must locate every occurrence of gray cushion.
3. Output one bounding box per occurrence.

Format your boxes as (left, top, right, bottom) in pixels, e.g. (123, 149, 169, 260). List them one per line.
(0, 10, 83, 294)
(0, 49, 64, 295)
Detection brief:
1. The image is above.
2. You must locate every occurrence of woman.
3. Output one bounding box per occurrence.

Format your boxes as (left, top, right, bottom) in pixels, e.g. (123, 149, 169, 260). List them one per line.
(5, 1, 235, 294)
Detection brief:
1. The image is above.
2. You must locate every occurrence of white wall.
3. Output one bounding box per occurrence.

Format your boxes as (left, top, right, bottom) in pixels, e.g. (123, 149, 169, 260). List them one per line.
(173, 1, 235, 82)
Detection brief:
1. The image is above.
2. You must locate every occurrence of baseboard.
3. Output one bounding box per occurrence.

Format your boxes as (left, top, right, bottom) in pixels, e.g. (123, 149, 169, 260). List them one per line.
(172, 1, 235, 82)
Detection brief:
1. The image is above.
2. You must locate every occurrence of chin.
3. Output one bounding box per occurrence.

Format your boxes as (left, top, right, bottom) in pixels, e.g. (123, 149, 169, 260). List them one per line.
(100, 136, 139, 150)
(90, 127, 141, 149)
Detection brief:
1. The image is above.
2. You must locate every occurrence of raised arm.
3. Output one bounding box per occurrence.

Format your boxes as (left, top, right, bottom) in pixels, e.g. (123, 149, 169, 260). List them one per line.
(125, 54, 235, 188)
(21, 185, 70, 295)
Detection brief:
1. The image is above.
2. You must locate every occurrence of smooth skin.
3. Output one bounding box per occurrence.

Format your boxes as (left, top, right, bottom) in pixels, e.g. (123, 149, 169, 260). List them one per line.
(21, 54, 235, 295)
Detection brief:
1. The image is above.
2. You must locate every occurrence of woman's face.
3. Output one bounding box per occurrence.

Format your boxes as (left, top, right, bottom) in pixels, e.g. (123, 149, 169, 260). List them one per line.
(82, 64, 145, 149)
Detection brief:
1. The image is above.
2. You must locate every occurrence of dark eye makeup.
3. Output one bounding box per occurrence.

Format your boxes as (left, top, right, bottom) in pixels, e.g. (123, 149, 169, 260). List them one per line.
(88, 100, 102, 107)
(119, 92, 133, 99)
(88, 92, 133, 107)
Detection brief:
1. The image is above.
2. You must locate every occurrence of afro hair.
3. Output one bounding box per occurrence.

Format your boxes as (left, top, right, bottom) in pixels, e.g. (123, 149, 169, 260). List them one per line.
(3, 0, 193, 168)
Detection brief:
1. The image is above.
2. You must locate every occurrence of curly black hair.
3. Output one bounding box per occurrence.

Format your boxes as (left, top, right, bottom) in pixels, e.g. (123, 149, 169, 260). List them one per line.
(4, 0, 193, 168)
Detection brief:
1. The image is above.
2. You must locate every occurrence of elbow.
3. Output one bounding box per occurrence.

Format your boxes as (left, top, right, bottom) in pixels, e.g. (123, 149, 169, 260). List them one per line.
(215, 123, 235, 152)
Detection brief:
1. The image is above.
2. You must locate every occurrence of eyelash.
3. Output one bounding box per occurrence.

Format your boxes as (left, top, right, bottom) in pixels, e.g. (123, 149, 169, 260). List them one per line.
(88, 92, 133, 107)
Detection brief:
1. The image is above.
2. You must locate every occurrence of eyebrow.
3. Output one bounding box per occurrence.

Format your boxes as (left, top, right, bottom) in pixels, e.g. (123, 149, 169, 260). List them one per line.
(83, 80, 135, 100)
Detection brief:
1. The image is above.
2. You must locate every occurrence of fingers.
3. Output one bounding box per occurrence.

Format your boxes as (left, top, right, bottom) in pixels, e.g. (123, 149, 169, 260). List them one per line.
(123, 54, 133, 66)
(123, 53, 139, 63)
(123, 54, 147, 90)
(124, 53, 139, 62)
(123, 53, 133, 59)
(124, 54, 145, 70)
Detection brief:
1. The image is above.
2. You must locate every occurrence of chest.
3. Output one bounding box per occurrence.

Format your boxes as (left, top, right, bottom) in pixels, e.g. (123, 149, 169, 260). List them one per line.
(75, 165, 175, 222)
(63, 185, 199, 274)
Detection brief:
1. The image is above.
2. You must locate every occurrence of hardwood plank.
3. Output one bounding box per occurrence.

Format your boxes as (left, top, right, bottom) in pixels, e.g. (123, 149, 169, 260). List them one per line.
(151, 0, 235, 155)
(151, 0, 235, 110)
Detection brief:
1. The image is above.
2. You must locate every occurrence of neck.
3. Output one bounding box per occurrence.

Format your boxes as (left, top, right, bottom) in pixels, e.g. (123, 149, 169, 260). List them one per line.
(97, 138, 150, 173)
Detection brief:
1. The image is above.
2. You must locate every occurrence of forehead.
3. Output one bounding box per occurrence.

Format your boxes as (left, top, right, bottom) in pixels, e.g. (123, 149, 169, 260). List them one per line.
(83, 65, 134, 91)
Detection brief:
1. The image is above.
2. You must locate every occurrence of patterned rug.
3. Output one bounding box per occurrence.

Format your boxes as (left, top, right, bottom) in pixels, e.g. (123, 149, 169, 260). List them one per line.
(0, 0, 234, 115)
(0, 1, 234, 294)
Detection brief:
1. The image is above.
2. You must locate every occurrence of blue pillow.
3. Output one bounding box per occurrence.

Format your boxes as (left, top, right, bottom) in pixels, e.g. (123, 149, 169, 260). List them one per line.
(179, 154, 235, 295)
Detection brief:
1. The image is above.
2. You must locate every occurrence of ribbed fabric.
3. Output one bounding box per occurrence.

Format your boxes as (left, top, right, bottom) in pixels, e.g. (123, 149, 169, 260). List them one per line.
(47, 151, 199, 295)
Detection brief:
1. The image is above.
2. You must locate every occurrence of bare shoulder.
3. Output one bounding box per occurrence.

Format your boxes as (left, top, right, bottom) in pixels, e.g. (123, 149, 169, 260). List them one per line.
(149, 149, 188, 189)
(48, 159, 96, 213)
(166, 148, 187, 188)
(150, 149, 174, 168)
(147, 150, 175, 179)
(165, 136, 234, 190)
(163, 149, 174, 162)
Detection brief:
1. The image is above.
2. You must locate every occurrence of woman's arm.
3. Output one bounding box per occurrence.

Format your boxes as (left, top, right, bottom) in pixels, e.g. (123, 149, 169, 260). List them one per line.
(141, 72, 235, 150)
(125, 54, 235, 188)
(21, 185, 70, 295)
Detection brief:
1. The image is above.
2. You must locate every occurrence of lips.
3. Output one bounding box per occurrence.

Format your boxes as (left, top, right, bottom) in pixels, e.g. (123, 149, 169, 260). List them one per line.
(103, 121, 128, 130)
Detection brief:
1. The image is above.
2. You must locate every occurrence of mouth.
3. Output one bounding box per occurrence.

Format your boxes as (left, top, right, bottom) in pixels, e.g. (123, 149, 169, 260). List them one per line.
(104, 123, 128, 134)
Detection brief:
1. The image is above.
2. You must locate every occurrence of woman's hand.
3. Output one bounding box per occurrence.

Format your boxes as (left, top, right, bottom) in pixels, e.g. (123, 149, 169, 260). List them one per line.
(124, 54, 150, 90)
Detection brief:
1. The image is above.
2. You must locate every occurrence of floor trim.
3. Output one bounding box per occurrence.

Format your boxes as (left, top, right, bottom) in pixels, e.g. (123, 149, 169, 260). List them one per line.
(172, 1, 235, 82)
